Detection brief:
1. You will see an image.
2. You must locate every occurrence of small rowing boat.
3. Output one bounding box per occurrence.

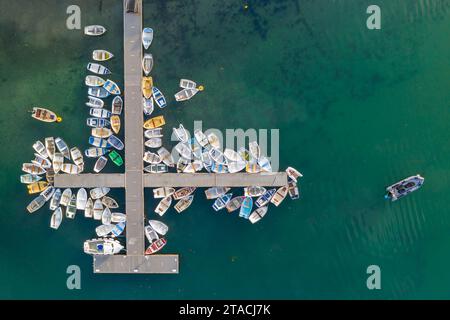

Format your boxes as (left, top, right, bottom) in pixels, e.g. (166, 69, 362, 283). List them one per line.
(205, 187, 230, 200)
(149, 220, 169, 236)
(144, 164, 168, 173)
(143, 115, 165, 129)
(32, 153, 51, 169)
(145, 238, 167, 255)
(143, 97, 154, 116)
(107, 135, 124, 151)
(86, 118, 110, 128)
(110, 116, 121, 134)
(224, 149, 243, 162)
(111, 212, 126, 223)
(142, 27, 154, 49)
(111, 96, 123, 115)
(27, 181, 48, 194)
(175, 142, 192, 160)
(173, 187, 196, 200)
(144, 128, 163, 139)
(86, 96, 104, 108)
(89, 136, 110, 148)
(96, 224, 115, 237)
(239, 197, 253, 219)
(385, 174, 424, 201)
(20, 174, 42, 184)
(227, 160, 246, 173)
(152, 87, 167, 108)
(102, 207, 112, 225)
(157, 147, 175, 167)
(91, 127, 113, 138)
(85, 198, 94, 218)
(142, 76, 153, 99)
(109, 150, 123, 166)
(60, 188, 72, 206)
(66, 195, 77, 219)
(44, 137, 55, 160)
(103, 79, 121, 95)
(89, 107, 111, 118)
(93, 199, 103, 220)
(55, 137, 70, 160)
(145, 225, 159, 243)
(212, 193, 232, 211)
(84, 25, 106, 36)
(87, 62, 111, 75)
(173, 124, 189, 143)
(144, 137, 162, 148)
(155, 196, 172, 216)
(76, 188, 87, 210)
(255, 188, 276, 207)
(22, 163, 46, 175)
(286, 167, 303, 183)
(244, 186, 266, 198)
(143, 151, 161, 164)
(153, 187, 175, 199)
(102, 196, 119, 209)
(226, 196, 245, 213)
(31, 107, 60, 123)
(92, 49, 114, 61)
(32, 140, 48, 159)
(179, 79, 197, 89)
(84, 147, 108, 158)
(142, 53, 153, 75)
(26, 195, 46, 213)
(70, 147, 84, 168)
(174, 195, 194, 213)
(90, 187, 110, 200)
(50, 207, 63, 230)
(194, 129, 209, 148)
(85, 75, 105, 87)
(52, 153, 63, 173)
(88, 87, 110, 98)
(288, 180, 299, 200)
(61, 163, 81, 174)
(174, 88, 199, 102)
(270, 186, 288, 207)
(110, 222, 126, 237)
(249, 206, 268, 224)
(94, 156, 108, 173)
(207, 133, 221, 149)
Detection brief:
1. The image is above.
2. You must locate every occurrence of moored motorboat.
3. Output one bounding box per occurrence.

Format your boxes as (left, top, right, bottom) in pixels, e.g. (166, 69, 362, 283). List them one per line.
(145, 238, 167, 255)
(213, 193, 232, 211)
(90, 187, 110, 199)
(50, 207, 63, 230)
(94, 156, 108, 173)
(143, 115, 165, 129)
(174, 195, 194, 213)
(249, 206, 268, 224)
(149, 220, 169, 235)
(142, 53, 153, 75)
(155, 196, 172, 216)
(83, 238, 123, 255)
(76, 188, 87, 210)
(385, 174, 424, 201)
(142, 27, 154, 49)
(84, 25, 106, 36)
(87, 62, 111, 75)
(270, 186, 288, 207)
(152, 87, 166, 108)
(239, 197, 253, 219)
(31, 107, 59, 123)
(92, 50, 114, 61)
(111, 96, 123, 115)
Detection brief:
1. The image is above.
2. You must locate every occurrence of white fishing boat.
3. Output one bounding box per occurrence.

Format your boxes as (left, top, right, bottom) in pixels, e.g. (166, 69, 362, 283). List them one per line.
(111, 96, 123, 115)
(227, 160, 246, 173)
(148, 220, 169, 236)
(224, 149, 243, 162)
(142, 53, 153, 75)
(85, 75, 105, 87)
(83, 238, 123, 255)
(144, 164, 168, 173)
(205, 187, 230, 200)
(102, 196, 119, 209)
(52, 153, 63, 174)
(249, 141, 261, 160)
(70, 147, 84, 168)
(286, 167, 303, 183)
(258, 156, 272, 172)
(111, 212, 126, 223)
(244, 186, 267, 197)
(55, 137, 70, 160)
(143, 97, 154, 116)
(49, 188, 62, 210)
(90, 107, 111, 118)
(155, 196, 172, 216)
(61, 164, 81, 174)
(173, 124, 189, 143)
(179, 79, 197, 89)
(88, 87, 110, 98)
(45, 137, 55, 160)
(95, 224, 115, 237)
(93, 199, 103, 220)
(173, 187, 196, 200)
(87, 62, 111, 75)
(143, 151, 161, 164)
(145, 225, 159, 242)
(207, 133, 221, 149)
(142, 27, 154, 49)
(60, 188, 72, 206)
(66, 195, 77, 219)
(33, 140, 48, 158)
(91, 127, 113, 138)
(153, 187, 175, 199)
(174, 195, 194, 213)
(50, 207, 63, 229)
(84, 25, 106, 36)
(85, 198, 94, 218)
(174, 88, 199, 102)
(270, 186, 288, 207)
(84, 147, 108, 158)
(32, 153, 51, 169)
(157, 147, 175, 167)
(145, 138, 162, 149)
(94, 156, 108, 173)
(26, 195, 46, 213)
(90, 187, 110, 199)
(183, 160, 203, 173)
(103, 79, 121, 95)
(92, 49, 114, 61)
(144, 128, 163, 139)
(102, 207, 112, 225)
(249, 206, 268, 224)
(255, 188, 276, 208)
(288, 180, 299, 200)
(175, 142, 192, 160)
(76, 188, 87, 210)
(20, 174, 42, 184)
(194, 129, 209, 148)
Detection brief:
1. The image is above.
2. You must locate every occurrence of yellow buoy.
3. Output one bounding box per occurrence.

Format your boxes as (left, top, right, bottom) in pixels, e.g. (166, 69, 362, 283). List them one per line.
(56, 116, 62, 123)
(198, 85, 205, 91)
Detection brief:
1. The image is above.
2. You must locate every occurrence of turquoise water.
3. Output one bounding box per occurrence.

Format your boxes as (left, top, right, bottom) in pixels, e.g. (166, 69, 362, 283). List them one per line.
(0, 0, 449, 299)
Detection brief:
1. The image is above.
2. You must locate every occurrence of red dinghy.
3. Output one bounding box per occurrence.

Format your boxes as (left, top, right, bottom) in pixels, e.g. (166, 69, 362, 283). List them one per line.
(145, 238, 167, 255)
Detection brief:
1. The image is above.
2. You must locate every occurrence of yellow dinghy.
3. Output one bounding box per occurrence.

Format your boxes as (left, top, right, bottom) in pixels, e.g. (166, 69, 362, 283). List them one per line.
(110, 115, 121, 134)
(31, 107, 62, 123)
(143, 116, 165, 129)
(141, 76, 153, 99)
(27, 181, 49, 194)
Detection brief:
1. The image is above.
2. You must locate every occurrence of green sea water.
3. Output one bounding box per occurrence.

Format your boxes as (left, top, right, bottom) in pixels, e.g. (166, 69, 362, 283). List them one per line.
(0, 0, 449, 299)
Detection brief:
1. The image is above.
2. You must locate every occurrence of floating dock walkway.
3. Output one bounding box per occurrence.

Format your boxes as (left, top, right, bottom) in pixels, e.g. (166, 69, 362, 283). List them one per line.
(53, 0, 287, 274)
